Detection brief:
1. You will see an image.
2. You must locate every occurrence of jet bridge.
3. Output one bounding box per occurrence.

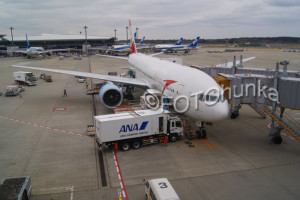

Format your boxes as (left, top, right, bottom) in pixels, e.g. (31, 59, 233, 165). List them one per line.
(192, 56, 300, 144)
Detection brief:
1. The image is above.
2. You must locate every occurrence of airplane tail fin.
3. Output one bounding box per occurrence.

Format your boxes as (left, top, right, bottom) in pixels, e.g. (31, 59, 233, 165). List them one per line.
(129, 20, 137, 54)
(25, 34, 30, 49)
(134, 32, 137, 43)
(174, 38, 183, 45)
(140, 36, 145, 45)
(188, 37, 200, 48)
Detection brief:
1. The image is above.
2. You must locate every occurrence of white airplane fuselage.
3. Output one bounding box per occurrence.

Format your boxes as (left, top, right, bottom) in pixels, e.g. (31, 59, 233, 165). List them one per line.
(27, 47, 44, 55)
(128, 53, 229, 122)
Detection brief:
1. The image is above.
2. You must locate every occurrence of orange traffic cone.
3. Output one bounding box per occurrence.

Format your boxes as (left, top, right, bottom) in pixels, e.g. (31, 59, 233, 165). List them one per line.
(20, 94, 22, 98)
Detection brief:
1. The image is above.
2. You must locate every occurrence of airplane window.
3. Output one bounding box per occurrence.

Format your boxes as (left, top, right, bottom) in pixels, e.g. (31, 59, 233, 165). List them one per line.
(210, 96, 218, 101)
(206, 95, 210, 101)
(199, 94, 204, 101)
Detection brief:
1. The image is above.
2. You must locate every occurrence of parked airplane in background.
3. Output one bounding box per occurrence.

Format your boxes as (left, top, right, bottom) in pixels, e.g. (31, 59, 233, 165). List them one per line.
(25, 34, 46, 57)
(155, 37, 200, 53)
(108, 34, 147, 55)
(154, 38, 183, 50)
(12, 20, 254, 139)
(8, 34, 77, 58)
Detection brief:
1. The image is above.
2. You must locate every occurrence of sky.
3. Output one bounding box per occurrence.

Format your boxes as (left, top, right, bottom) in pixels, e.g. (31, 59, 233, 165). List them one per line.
(1, 0, 300, 40)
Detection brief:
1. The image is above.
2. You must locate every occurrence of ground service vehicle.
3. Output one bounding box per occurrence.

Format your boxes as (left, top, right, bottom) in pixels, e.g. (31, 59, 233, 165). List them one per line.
(0, 176, 31, 200)
(13, 71, 37, 86)
(145, 178, 180, 200)
(4, 85, 20, 96)
(94, 109, 183, 151)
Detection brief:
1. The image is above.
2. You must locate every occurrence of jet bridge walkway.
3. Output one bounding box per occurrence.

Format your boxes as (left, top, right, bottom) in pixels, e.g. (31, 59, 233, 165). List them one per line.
(192, 56, 300, 144)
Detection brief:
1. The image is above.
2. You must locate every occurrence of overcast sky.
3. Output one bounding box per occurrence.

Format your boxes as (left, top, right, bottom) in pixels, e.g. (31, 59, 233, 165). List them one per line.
(1, 0, 300, 40)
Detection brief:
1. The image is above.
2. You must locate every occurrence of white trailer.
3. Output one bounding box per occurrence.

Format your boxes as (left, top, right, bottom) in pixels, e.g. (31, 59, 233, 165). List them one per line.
(13, 71, 37, 86)
(94, 109, 183, 151)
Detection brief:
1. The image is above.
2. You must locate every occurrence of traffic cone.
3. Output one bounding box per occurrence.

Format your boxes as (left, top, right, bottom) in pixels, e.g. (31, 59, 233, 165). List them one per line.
(20, 94, 22, 98)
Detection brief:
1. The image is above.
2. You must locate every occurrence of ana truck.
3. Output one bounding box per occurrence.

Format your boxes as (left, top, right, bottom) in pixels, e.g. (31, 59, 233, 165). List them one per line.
(13, 71, 37, 86)
(94, 109, 184, 151)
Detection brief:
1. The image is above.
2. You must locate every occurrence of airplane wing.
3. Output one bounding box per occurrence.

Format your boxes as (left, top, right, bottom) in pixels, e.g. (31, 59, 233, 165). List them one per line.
(12, 65, 149, 88)
(97, 54, 128, 60)
(44, 48, 82, 53)
(215, 57, 256, 68)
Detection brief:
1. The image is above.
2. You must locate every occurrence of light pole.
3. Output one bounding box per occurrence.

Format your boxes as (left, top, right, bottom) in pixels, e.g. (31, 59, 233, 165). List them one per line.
(80, 31, 82, 35)
(114, 29, 117, 39)
(136, 27, 139, 41)
(126, 26, 128, 44)
(83, 26, 88, 44)
(10, 27, 14, 46)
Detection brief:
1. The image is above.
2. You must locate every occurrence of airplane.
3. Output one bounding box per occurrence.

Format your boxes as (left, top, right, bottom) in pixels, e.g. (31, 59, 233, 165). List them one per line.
(25, 34, 46, 57)
(155, 37, 200, 53)
(154, 37, 183, 50)
(8, 34, 78, 58)
(12, 20, 254, 138)
(109, 33, 146, 53)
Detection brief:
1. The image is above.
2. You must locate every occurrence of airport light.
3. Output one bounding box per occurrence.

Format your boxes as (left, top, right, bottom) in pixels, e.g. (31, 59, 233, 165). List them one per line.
(10, 27, 14, 46)
(136, 27, 139, 41)
(83, 26, 88, 44)
(126, 26, 128, 44)
(114, 29, 117, 39)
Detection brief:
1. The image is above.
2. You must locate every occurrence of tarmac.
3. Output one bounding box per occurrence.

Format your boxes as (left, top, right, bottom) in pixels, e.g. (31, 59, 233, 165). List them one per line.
(0, 48, 300, 200)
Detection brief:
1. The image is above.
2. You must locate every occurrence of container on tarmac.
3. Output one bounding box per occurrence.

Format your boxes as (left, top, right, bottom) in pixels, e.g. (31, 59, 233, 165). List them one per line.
(13, 71, 37, 86)
(94, 109, 183, 151)
(0, 176, 31, 200)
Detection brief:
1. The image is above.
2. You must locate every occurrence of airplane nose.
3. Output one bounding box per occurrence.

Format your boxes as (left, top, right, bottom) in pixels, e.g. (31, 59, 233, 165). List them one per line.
(213, 100, 229, 121)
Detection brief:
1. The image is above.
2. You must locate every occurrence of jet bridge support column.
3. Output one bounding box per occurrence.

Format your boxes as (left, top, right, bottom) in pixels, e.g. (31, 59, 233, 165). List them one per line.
(269, 62, 282, 144)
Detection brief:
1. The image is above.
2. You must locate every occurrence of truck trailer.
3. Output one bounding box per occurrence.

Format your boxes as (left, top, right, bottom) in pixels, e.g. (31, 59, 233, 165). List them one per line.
(0, 176, 31, 200)
(13, 71, 37, 86)
(94, 109, 183, 151)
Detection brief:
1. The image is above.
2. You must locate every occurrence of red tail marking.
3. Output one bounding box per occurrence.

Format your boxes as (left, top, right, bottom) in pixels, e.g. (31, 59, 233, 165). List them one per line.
(130, 41, 136, 54)
(162, 80, 177, 94)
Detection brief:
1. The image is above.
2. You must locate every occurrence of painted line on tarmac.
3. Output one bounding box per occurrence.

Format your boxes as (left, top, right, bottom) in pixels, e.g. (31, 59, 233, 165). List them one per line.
(113, 150, 128, 200)
(33, 186, 74, 200)
(281, 133, 300, 143)
(0, 115, 91, 138)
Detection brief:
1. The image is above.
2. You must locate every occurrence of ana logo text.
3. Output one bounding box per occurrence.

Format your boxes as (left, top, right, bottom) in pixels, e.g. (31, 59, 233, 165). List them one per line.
(119, 121, 149, 133)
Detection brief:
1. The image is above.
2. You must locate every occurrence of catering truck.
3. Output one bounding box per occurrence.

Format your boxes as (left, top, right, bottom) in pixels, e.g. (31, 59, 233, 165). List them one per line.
(13, 71, 37, 86)
(94, 109, 183, 151)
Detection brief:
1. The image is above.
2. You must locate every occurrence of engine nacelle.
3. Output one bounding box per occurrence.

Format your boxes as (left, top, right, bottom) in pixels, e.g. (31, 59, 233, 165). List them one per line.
(99, 83, 123, 109)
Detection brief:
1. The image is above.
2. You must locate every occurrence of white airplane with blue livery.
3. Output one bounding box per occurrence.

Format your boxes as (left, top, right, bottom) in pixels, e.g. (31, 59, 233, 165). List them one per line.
(155, 37, 200, 53)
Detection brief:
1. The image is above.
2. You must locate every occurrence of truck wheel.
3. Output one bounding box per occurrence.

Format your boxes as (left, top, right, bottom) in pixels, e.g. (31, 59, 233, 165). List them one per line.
(132, 141, 141, 149)
(121, 143, 130, 151)
(169, 135, 178, 142)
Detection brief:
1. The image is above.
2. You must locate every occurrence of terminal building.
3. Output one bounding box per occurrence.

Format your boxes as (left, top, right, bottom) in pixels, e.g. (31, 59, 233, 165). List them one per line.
(0, 33, 115, 54)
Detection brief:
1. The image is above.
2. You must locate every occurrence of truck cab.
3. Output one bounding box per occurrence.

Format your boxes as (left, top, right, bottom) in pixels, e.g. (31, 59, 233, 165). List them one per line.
(159, 115, 183, 142)
(145, 178, 180, 200)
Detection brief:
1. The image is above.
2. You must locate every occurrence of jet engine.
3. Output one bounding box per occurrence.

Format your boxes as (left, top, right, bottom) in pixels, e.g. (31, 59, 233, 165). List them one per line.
(99, 82, 123, 109)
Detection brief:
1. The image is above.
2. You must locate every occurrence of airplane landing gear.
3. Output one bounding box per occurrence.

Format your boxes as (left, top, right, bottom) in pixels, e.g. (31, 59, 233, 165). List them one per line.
(269, 126, 283, 144)
(196, 121, 207, 139)
(230, 104, 241, 119)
